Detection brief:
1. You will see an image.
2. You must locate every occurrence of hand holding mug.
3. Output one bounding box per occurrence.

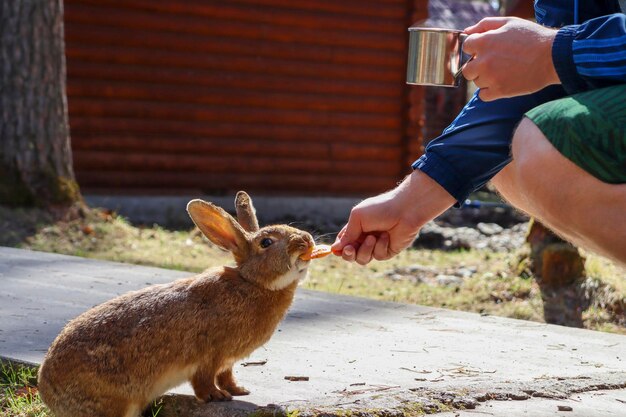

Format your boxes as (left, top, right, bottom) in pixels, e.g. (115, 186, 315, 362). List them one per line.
(461, 17, 560, 101)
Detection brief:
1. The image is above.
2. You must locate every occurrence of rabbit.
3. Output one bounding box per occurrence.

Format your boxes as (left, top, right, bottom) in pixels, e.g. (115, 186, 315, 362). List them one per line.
(37, 191, 316, 417)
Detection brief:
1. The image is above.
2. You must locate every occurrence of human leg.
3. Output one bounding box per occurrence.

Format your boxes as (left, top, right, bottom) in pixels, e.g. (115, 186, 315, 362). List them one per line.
(492, 117, 626, 264)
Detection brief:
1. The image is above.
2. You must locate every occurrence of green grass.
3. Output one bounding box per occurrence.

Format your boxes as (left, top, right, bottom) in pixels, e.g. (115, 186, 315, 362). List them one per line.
(0, 362, 47, 417)
(0, 362, 167, 417)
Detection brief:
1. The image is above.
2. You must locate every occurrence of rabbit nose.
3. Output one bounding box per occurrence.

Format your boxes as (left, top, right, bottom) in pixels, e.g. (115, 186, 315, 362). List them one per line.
(302, 232, 315, 248)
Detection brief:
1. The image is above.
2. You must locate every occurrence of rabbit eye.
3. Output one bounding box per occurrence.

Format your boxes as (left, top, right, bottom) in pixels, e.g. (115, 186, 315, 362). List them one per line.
(260, 238, 274, 248)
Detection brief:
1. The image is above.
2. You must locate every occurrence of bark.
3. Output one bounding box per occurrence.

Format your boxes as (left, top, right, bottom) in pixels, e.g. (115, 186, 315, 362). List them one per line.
(526, 219, 585, 287)
(0, 0, 80, 207)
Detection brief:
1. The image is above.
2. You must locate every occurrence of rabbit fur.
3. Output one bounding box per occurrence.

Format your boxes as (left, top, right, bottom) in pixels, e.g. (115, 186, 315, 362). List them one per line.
(38, 192, 315, 417)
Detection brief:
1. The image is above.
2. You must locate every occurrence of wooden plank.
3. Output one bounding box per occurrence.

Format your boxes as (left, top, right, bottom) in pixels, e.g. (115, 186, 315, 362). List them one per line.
(66, 0, 405, 34)
(71, 136, 402, 161)
(65, 4, 405, 51)
(218, 0, 406, 19)
(67, 62, 403, 98)
(68, 117, 399, 145)
(75, 171, 398, 195)
(72, 151, 401, 176)
(67, 99, 402, 130)
(65, 44, 402, 83)
(64, 24, 403, 69)
(66, 80, 402, 114)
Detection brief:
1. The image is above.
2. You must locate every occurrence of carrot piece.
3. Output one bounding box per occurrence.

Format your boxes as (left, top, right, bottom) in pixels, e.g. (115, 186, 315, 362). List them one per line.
(300, 244, 333, 260)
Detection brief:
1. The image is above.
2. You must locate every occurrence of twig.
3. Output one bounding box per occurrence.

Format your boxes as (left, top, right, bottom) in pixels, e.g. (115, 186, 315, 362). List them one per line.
(241, 360, 267, 367)
(284, 376, 309, 381)
(334, 385, 400, 396)
(400, 367, 431, 374)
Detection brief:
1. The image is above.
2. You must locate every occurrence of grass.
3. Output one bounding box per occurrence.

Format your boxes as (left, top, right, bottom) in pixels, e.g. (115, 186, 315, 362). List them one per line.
(0, 361, 166, 417)
(0, 362, 47, 417)
(5, 204, 623, 334)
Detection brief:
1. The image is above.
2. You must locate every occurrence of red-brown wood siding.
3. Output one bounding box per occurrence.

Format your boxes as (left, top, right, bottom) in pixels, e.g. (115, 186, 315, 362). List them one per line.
(65, 0, 426, 196)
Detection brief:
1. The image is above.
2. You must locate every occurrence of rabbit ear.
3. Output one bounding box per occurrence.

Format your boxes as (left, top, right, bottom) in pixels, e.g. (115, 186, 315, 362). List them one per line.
(235, 191, 260, 232)
(187, 199, 249, 257)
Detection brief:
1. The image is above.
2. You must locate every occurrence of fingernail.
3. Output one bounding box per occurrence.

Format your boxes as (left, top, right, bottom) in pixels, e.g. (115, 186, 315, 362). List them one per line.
(344, 246, 354, 256)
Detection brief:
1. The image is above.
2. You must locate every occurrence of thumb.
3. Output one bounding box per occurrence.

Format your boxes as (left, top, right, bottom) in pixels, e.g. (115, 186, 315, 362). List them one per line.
(464, 17, 510, 35)
(332, 214, 364, 251)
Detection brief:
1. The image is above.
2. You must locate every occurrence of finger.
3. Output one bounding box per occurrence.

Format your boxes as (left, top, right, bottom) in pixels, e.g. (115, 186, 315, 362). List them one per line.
(373, 232, 391, 261)
(464, 17, 511, 35)
(473, 76, 488, 89)
(355, 234, 376, 265)
(341, 244, 356, 262)
(331, 226, 347, 252)
(461, 56, 479, 81)
(335, 210, 364, 249)
(477, 87, 496, 102)
(460, 32, 479, 57)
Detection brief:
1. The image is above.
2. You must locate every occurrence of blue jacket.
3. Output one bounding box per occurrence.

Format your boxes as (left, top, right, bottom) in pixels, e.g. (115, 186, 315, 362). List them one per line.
(412, 0, 626, 206)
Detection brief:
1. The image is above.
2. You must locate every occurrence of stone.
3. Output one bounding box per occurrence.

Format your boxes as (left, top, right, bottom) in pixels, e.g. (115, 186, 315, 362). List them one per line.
(436, 274, 464, 286)
(477, 222, 504, 236)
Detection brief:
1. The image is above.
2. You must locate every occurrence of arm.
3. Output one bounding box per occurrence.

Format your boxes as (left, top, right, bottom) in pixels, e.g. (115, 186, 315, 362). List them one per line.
(553, 13, 626, 94)
(332, 85, 566, 264)
(413, 85, 566, 206)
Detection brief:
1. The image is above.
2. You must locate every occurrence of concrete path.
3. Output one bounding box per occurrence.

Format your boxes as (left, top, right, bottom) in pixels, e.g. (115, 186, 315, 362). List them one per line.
(1, 247, 624, 416)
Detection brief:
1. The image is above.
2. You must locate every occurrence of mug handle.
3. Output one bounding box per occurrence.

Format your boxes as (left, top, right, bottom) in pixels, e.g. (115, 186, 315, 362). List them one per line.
(454, 34, 474, 80)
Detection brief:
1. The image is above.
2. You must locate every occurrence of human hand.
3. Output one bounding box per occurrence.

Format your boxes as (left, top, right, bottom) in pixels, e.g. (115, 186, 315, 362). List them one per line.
(331, 170, 454, 265)
(462, 17, 560, 101)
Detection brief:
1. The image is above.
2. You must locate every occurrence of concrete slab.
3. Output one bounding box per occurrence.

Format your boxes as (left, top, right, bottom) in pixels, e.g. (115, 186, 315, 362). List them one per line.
(1, 246, 624, 416)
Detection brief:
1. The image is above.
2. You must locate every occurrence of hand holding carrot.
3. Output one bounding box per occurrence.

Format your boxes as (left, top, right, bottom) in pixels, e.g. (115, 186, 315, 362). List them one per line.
(332, 170, 455, 265)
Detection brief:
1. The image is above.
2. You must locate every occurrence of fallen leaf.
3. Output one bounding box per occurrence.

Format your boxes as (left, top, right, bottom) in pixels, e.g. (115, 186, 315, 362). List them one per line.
(14, 386, 37, 398)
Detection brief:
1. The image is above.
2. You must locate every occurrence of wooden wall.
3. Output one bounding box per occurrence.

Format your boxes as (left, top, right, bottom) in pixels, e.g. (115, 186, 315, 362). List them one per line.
(64, 0, 427, 196)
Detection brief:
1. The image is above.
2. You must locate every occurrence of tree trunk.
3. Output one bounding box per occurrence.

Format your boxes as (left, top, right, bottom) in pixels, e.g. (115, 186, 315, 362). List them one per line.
(526, 219, 585, 287)
(0, 0, 80, 207)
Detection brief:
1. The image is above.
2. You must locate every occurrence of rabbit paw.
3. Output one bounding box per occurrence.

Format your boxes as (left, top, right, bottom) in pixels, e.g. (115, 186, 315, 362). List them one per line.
(226, 385, 250, 396)
(204, 387, 233, 402)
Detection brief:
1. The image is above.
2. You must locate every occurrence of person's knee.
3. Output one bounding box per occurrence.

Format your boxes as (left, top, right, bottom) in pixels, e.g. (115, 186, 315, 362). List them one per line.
(511, 117, 544, 172)
(492, 118, 537, 197)
(507, 118, 570, 216)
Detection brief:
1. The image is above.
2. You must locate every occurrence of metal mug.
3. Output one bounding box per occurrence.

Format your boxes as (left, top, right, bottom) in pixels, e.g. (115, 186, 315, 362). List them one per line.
(406, 27, 470, 87)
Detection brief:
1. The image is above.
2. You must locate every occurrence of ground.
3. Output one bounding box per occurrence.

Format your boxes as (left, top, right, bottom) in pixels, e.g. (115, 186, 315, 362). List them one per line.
(0, 203, 624, 416)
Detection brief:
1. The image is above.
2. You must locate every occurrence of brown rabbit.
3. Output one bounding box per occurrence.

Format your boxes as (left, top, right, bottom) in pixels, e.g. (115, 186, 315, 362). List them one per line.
(38, 192, 315, 417)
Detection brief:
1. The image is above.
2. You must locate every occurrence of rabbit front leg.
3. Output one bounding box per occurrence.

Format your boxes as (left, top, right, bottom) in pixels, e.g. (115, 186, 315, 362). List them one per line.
(191, 365, 232, 402)
(217, 367, 250, 396)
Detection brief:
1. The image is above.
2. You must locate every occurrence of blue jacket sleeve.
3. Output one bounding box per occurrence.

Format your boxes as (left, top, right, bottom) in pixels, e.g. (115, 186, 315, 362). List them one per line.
(412, 86, 566, 206)
(552, 13, 626, 94)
